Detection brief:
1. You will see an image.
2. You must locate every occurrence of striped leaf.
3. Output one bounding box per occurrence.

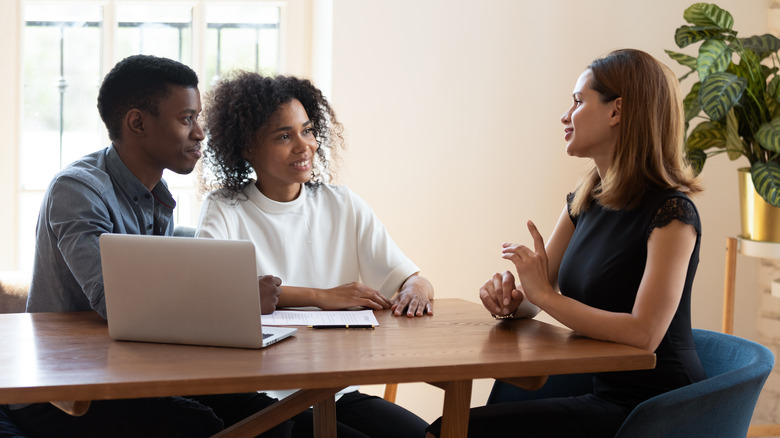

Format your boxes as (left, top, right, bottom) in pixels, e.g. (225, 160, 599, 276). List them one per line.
(665, 50, 698, 70)
(725, 109, 744, 160)
(756, 118, 780, 154)
(699, 72, 746, 121)
(687, 121, 727, 150)
(740, 34, 780, 56)
(769, 75, 780, 101)
(751, 161, 780, 207)
(767, 95, 780, 120)
(697, 39, 731, 81)
(683, 3, 734, 29)
(683, 82, 702, 123)
(675, 25, 727, 48)
(686, 149, 707, 175)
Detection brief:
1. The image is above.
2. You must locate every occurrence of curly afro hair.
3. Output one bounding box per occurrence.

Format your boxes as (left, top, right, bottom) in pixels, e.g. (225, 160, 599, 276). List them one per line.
(202, 71, 344, 197)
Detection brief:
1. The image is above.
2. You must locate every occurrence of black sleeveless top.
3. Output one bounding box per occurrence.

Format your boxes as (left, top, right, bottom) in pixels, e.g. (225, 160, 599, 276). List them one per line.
(559, 189, 706, 407)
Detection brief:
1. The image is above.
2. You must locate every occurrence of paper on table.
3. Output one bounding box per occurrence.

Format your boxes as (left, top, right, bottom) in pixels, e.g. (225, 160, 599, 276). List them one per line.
(263, 309, 380, 327)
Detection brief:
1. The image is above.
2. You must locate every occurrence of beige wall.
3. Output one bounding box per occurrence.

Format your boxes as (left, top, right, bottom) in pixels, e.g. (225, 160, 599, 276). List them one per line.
(0, 0, 21, 270)
(329, 0, 769, 422)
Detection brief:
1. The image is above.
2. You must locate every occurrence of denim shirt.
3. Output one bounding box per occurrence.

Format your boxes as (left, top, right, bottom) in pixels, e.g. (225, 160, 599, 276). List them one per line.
(26, 145, 176, 319)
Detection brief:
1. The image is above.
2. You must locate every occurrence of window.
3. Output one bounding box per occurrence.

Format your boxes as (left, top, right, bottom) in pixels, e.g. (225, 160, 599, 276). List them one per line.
(16, 0, 308, 272)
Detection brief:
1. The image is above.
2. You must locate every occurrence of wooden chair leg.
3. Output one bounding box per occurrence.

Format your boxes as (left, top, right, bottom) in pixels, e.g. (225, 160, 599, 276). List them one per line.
(383, 383, 398, 403)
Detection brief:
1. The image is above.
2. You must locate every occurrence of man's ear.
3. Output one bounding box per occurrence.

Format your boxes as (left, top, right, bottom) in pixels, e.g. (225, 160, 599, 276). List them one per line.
(124, 109, 145, 137)
(609, 97, 622, 127)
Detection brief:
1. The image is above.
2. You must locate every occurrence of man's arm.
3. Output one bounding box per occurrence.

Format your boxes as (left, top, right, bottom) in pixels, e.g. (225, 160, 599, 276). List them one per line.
(40, 177, 115, 317)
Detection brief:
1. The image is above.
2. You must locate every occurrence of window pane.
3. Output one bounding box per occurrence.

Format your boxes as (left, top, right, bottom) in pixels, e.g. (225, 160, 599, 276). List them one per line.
(116, 4, 192, 63)
(21, 3, 102, 190)
(204, 3, 280, 89)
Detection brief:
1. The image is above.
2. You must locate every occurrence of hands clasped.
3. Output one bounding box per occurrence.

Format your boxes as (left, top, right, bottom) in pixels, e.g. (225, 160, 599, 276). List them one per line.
(481, 220, 554, 316)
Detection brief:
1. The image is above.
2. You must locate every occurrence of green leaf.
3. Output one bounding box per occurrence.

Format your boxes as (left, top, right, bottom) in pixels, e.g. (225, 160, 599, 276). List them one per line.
(756, 118, 780, 153)
(697, 39, 732, 81)
(687, 149, 707, 175)
(665, 50, 698, 70)
(769, 75, 780, 101)
(725, 109, 743, 160)
(683, 82, 702, 122)
(683, 3, 734, 29)
(699, 72, 747, 120)
(675, 25, 728, 48)
(740, 34, 780, 56)
(687, 121, 727, 150)
(767, 95, 780, 120)
(751, 161, 780, 207)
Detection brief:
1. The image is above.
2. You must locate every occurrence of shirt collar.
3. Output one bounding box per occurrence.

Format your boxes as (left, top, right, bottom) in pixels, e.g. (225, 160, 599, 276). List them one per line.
(246, 180, 305, 214)
(105, 144, 176, 210)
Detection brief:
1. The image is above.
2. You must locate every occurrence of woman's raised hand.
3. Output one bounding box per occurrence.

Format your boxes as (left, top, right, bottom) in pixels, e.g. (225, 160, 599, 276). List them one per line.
(501, 220, 555, 305)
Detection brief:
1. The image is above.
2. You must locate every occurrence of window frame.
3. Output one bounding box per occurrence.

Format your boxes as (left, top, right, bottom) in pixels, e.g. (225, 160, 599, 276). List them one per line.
(1, 0, 317, 272)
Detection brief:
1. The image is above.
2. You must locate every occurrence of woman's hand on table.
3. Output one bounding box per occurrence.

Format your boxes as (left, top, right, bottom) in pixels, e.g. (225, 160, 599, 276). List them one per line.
(316, 282, 392, 310)
(392, 275, 434, 317)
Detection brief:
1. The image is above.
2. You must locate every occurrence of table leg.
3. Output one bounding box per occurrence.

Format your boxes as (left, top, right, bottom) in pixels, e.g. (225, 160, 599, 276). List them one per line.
(313, 394, 337, 438)
(213, 387, 340, 438)
(428, 380, 472, 438)
(50, 400, 91, 416)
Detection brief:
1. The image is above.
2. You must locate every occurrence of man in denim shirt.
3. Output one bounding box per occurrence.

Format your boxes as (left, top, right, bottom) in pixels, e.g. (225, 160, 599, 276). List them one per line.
(11, 55, 290, 438)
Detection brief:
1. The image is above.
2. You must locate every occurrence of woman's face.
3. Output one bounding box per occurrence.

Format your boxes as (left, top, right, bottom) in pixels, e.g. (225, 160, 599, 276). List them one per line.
(560, 69, 621, 173)
(246, 98, 318, 202)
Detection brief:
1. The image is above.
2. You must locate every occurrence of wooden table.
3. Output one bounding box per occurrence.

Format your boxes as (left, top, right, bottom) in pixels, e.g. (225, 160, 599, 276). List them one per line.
(0, 299, 655, 437)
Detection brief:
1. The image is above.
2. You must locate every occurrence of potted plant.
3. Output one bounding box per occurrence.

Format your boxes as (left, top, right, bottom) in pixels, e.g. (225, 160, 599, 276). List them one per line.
(666, 2, 780, 241)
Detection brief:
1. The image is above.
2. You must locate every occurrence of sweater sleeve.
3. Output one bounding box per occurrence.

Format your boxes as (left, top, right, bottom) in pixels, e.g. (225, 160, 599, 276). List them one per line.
(349, 189, 420, 299)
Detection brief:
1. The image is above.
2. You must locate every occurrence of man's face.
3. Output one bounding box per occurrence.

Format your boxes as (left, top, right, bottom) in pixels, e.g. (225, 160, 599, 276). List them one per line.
(140, 85, 204, 176)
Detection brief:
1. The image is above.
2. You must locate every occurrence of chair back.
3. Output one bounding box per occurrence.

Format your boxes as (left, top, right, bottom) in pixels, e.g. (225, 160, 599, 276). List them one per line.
(613, 329, 774, 438)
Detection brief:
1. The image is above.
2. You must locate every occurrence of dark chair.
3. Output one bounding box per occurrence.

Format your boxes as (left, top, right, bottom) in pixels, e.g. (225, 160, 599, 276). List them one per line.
(488, 329, 774, 438)
(173, 225, 197, 237)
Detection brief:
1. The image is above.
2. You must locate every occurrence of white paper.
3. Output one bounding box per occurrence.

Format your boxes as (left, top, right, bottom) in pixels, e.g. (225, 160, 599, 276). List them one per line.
(263, 309, 380, 327)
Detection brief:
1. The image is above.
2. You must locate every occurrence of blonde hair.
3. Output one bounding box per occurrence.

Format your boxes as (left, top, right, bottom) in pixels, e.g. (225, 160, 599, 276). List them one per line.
(570, 49, 701, 216)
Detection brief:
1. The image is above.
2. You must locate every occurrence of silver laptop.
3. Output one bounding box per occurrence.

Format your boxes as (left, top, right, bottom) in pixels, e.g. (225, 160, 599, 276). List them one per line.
(99, 233, 296, 349)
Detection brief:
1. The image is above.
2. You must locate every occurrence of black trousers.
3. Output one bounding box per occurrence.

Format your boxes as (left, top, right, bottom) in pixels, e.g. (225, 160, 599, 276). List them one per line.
(426, 393, 632, 438)
(9, 392, 291, 438)
(290, 390, 429, 438)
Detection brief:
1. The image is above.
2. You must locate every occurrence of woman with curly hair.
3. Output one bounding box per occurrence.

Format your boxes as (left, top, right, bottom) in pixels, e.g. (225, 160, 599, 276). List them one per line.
(196, 71, 432, 438)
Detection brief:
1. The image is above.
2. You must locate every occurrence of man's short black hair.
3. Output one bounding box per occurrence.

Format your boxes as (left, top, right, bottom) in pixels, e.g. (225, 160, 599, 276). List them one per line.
(97, 54, 199, 141)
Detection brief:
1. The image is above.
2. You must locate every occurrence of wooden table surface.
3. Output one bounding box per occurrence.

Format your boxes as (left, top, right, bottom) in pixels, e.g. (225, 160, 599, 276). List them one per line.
(0, 298, 655, 437)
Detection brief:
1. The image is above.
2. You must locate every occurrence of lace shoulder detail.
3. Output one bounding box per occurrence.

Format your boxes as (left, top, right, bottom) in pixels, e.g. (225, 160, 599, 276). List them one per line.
(647, 197, 699, 239)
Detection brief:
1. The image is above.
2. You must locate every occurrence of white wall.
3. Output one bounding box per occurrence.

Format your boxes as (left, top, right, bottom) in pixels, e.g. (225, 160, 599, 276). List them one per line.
(329, 0, 768, 422)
